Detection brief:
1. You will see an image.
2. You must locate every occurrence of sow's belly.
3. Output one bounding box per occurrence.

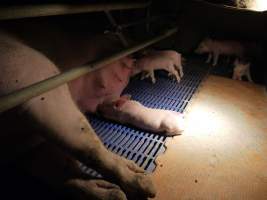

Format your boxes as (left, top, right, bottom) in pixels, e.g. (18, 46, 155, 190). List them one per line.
(70, 61, 133, 113)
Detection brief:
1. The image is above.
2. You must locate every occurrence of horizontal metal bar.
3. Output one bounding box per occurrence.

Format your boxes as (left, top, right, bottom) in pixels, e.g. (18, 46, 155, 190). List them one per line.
(0, 28, 178, 113)
(0, 2, 151, 20)
(120, 16, 161, 29)
(120, 14, 175, 29)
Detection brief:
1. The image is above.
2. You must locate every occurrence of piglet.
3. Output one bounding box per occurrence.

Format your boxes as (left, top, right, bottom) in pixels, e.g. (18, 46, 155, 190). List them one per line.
(233, 58, 253, 82)
(149, 50, 184, 78)
(97, 96, 184, 136)
(195, 38, 244, 66)
(136, 50, 181, 84)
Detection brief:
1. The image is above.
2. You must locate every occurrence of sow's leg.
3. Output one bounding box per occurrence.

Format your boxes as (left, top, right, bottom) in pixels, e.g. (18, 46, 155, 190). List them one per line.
(0, 31, 155, 199)
(20, 142, 127, 200)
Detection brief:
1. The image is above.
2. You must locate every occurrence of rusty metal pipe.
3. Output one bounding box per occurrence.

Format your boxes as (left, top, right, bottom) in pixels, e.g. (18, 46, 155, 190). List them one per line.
(0, 2, 151, 20)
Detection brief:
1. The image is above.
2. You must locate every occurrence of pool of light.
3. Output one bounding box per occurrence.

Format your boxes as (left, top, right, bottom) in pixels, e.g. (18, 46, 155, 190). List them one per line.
(245, 0, 267, 11)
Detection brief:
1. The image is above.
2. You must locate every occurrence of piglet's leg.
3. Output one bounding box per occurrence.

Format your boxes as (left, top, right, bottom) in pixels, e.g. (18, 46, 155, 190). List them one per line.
(232, 72, 237, 80)
(140, 72, 147, 80)
(206, 53, 212, 63)
(167, 65, 181, 82)
(177, 65, 184, 78)
(173, 64, 183, 78)
(246, 71, 253, 83)
(148, 70, 156, 84)
(213, 53, 219, 66)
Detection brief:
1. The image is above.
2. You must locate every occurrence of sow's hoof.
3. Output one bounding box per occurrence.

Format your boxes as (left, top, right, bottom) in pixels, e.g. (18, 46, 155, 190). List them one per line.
(107, 154, 156, 198)
(65, 179, 127, 200)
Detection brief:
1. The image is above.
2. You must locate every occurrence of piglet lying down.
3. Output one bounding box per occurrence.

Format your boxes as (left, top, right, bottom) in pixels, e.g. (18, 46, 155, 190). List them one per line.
(98, 96, 184, 136)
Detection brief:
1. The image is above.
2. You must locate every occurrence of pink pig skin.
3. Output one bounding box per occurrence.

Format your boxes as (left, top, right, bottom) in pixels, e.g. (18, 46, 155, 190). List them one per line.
(135, 51, 181, 83)
(69, 57, 135, 113)
(195, 38, 244, 66)
(150, 50, 184, 77)
(98, 98, 184, 136)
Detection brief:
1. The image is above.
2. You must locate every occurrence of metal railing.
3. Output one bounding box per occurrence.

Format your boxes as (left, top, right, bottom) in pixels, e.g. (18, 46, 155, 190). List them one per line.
(0, 2, 151, 20)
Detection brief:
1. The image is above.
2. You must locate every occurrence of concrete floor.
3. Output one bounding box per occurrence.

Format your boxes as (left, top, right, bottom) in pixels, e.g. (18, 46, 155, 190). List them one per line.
(152, 75, 267, 200)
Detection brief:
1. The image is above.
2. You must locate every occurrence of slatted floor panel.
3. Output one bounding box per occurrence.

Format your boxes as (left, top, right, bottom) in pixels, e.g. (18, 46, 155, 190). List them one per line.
(80, 63, 210, 177)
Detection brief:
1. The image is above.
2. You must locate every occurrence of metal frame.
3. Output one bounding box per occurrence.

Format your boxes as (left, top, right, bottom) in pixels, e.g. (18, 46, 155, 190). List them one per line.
(104, 10, 129, 47)
(0, 28, 178, 113)
(120, 14, 175, 29)
(0, 2, 151, 20)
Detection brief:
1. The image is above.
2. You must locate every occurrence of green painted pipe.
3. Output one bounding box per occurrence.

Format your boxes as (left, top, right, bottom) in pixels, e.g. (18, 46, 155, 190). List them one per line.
(0, 2, 151, 20)
(0, 28, 178, 113)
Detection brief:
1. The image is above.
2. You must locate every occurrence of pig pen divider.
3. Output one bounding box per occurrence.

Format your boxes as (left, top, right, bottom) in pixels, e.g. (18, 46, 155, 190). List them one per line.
(0, 27, 178, 113)
(0, 1, 151, 20)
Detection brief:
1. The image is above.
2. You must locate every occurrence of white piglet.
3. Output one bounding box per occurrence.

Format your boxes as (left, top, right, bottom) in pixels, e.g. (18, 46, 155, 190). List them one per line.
(150, 50, 184, 78)
(136, 50, 182, 84)
(195, 38, 244, 66)
(98, 96, 184, 136)
(233, 59, 253, 82)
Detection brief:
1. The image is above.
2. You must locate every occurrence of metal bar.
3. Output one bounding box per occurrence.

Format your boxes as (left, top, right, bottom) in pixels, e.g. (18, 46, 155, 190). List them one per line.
(0, 28, 178, 113)
(104, 11, 118, 28)
(0, 2, 151, 20)
(120, 15, 166, 29)
(104, 10, 129, 47)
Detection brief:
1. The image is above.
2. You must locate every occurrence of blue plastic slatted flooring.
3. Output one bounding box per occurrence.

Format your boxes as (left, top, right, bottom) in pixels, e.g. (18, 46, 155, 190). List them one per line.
(80, 63, 210, 177)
